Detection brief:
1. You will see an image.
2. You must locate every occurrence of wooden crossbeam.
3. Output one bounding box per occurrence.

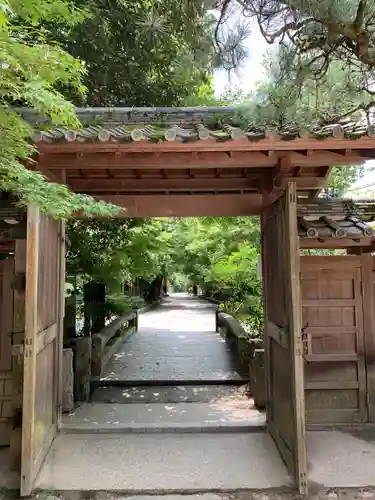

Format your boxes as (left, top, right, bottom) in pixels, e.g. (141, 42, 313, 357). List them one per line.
(41, 151, 275, 169)
(38, 148, 366, 171)
(66, 175, 327, 193)
(68, 177, 259, 192)
(77, 193, 263, 218)
(287, 150, 363, 166)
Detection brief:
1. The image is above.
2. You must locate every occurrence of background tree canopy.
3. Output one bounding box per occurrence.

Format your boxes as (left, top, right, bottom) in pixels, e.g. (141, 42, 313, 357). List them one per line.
(216, 0, 375, 122)
(45, 0, 217, 106)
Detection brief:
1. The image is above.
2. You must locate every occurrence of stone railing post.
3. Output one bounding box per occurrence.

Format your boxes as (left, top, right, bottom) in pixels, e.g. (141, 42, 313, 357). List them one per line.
(74, 337, 92, 402)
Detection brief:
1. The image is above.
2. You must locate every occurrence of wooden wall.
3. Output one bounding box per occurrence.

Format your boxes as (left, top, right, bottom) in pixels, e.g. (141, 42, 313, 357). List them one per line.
(301, 255, 369, 425)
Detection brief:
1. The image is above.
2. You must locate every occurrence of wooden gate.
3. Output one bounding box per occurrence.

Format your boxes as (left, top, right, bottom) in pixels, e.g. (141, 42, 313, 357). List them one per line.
(301, 256, 367, 424)
(261, 182, 307, 493)
(21, 207, 65, 495)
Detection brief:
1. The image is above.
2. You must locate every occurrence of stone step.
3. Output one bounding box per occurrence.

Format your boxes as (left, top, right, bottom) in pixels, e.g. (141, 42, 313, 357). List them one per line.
(36, 432, 290, 491)
(91, 378, 249, 389)
(62, 401, 266, 434)
(91, 384, 249, 404)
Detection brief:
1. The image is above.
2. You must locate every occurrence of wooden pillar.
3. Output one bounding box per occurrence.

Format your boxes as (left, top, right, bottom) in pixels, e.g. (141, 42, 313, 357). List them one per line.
(362, 254, 375, 422)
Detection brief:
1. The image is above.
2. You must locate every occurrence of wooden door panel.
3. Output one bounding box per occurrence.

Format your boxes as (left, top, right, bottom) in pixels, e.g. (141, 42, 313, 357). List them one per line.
(301, 256, 367, 424)
(21, 207, 64, 496)
(261, 182, 307, 494)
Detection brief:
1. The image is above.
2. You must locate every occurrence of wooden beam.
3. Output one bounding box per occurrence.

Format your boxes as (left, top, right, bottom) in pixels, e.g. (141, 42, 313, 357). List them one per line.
(286, 177, 328, 189)
(274, 156, 290, 188)
(36, 136, 375, 154)
(39, 149, 367, 171)
(40, 151, 275, 169)
(261, 156, 291, 204)
(78, 193, 263, 218)
(68, 177, 259, 192)
(287, 150, 363, 166)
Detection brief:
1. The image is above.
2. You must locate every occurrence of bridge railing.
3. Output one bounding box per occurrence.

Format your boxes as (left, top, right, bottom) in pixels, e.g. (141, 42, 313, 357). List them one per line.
(215, 309, 265, 408)
(91, 311, 138, 377)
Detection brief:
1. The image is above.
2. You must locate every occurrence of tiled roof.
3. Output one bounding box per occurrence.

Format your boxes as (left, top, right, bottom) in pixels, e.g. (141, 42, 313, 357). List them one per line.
(298, 215, 374, 239)
(16, 107, 375, 144)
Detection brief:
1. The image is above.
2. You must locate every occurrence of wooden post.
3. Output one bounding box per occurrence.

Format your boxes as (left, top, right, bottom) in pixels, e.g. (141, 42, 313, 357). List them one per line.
(286, 182, 307, 495)
(21, 206, 39, 495)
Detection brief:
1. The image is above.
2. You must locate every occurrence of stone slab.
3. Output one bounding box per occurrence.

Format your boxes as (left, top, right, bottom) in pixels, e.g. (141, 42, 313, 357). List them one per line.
(101, 369, 244, 382)
(35, 432, 290, 491)
(91, 384, 249, 404)
(307, 430, 375, 487)
(61, 402, 266, 432)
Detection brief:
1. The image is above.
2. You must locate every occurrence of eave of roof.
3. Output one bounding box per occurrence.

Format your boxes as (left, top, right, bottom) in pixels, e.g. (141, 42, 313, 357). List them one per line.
(298, 214, 374, 239)
(16, 106, 375, 144)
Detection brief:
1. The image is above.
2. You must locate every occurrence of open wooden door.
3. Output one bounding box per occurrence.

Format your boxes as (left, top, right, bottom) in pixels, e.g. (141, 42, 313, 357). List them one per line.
(21, 207, 64, 495)
(261, 182, 307, 493)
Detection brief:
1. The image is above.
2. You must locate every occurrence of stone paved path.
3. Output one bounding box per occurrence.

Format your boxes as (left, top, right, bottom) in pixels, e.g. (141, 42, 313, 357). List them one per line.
(39, 294, 281, 492)
(79, 294, 265, 432)
(98, 294, 246, 383)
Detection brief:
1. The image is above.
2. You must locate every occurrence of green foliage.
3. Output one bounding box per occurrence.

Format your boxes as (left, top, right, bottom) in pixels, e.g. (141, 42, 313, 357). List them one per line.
(326, 166, 370, 197)
(44, 0, 216, 106)
(166, 217, 264, 336)
(0, 0, 118, 216)
(67, 217, 175, 314)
